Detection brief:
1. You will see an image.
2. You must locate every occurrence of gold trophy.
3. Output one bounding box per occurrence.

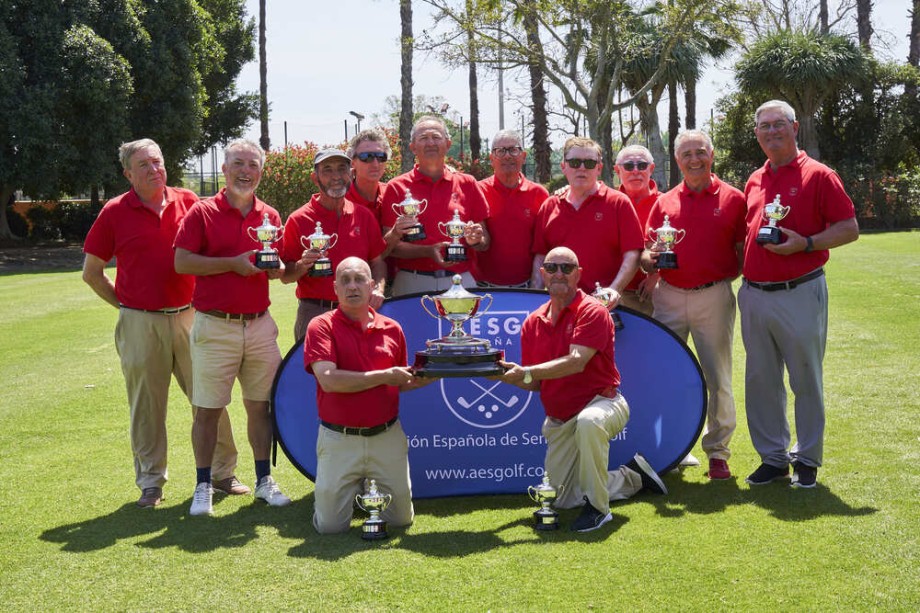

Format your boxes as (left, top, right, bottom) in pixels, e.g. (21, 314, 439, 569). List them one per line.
(528, 474, 564, 531)
(647, 215, 686, 270)
(437, 209, 471, 262)
(756, 195, 791, 244)
(300, 221, 338, 277)
(247, 213, 284, 269)
(355, 479, 392, 540)
(592, 282, 623, 331)
(413, 275, 504, 377)
(392, 190, 428, 242)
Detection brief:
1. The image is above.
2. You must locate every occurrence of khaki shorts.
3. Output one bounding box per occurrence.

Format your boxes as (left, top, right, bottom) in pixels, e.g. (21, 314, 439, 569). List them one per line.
(190, 311, 281, 409)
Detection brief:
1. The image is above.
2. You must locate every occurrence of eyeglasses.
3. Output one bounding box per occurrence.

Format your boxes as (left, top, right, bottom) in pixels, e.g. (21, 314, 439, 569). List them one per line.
(542, 262, 577, 275)
(565, 158, 599, 169)
(756, 120, 789, 132)
(620, 161, 649, 171)
(355, 152, 388, 163)
(492, 146, 523, 157)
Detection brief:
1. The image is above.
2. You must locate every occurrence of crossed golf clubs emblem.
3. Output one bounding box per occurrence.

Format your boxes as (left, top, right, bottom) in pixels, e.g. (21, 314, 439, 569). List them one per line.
(456, 380, 520, 419)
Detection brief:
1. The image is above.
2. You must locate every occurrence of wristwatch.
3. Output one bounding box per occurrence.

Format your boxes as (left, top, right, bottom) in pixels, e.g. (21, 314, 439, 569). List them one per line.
(522, 368, 533, 385)
(804, 236, 814, 253)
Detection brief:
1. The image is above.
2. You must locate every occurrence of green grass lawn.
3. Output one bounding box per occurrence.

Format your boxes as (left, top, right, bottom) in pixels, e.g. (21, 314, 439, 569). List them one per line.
(0, 232, 917, 611)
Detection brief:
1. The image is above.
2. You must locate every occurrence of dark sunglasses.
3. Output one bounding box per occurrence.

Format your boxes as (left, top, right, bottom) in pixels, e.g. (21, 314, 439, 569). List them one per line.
(356, 152, 388, 163)
(620, 161, 649, 171)
(542, 262, 577, 274)
(565, 158, 599, 169)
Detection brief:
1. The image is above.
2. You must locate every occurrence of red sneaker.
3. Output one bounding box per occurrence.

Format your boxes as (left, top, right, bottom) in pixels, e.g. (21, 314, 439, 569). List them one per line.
(707, 458, 731, 480)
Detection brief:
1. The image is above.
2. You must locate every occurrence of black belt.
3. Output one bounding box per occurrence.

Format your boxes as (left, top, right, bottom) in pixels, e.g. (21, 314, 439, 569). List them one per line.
(321, 417, 398, 437)
(744, 268, 825, 292)
(200, 309, 267, 322)
(400, 268, 451, 278)
(299, 297, 338, 309)
(662, 279, 722, 292)
(120, 304, 192, 314)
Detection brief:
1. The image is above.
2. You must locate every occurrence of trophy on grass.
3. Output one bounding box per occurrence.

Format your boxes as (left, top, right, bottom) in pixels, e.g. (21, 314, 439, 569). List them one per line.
(756, 195, 790, 245)
(648, 215, 686, 270)
(392, 190, 428, 242)
(592, 282, 624, 331)
(413, 275, 505, 378)
(528, 474, 564, 531)
(247, 213, 284, 269)
(437, 209, 471, 263)
(355, 479, 392, 540)
(301, 221, 338, 277)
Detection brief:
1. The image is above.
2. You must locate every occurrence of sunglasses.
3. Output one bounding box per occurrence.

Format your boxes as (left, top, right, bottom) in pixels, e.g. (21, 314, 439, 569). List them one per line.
(542, 262, 577, 274)
(620, 161, 649, 171)
(565, 158, 599, 169)
(355, 152, 388, 163)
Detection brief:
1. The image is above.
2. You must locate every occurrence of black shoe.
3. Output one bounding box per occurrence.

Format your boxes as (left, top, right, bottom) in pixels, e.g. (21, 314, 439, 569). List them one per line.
(745, 463, 790, 485)
(624, 453, 668, 495)
(790, 462, 817, 488)
(570, 496, 612, 533)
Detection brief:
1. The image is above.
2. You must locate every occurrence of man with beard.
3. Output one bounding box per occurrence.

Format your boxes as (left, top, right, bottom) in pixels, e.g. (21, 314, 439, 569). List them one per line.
(175, 139, 291, 516)
(281, 149, 388, 342)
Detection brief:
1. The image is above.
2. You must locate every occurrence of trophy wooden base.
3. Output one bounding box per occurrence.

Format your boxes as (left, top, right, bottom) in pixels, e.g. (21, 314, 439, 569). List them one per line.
(403, 225, 427, 242)
(361, 517, 389, 540)
(309, 258, 333, 277)
(756, 226, 783, 244)
(413, 343, 505, 378)
(254, 250, 281, 269)
(533, 508, 560, 531)
(656, 251, 678, 269)
(445, 244, 467, 262)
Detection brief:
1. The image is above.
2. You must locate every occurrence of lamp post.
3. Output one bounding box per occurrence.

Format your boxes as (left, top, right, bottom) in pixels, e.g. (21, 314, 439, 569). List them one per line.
(349, 111, 365, 134)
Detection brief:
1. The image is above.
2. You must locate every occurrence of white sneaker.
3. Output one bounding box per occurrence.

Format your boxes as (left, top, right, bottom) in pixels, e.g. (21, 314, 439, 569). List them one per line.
(680, 452, 701, 467)
(189, 482, 213, 516)
(255, 475, 291, 507)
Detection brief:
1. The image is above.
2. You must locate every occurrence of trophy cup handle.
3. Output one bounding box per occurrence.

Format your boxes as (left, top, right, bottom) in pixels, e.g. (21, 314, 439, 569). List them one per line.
(327, 233, 338, 251)
(392, 202, 402, 217)
(476, 294, 494, 318)
(300, 235, 311, 251)
(246, 226, 260, 243)
(674, 228, 687, 245)
(274, 225, 283, 243)
(647, 228, 657, 244)
(437, 221, 449, 237)
(527, 485, 537, 502)
(383, 493, 393, 509)
(417, 199, 428, 215)
(420, 295, 440, 320)
(355, 494, 365, 511)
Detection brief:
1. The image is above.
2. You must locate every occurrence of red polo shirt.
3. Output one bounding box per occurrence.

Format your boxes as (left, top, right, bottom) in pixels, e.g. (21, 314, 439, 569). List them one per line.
(743, 152, 856, 282)
(84, 187, 196, 310)
(521, 290, 619, 422)
(280, 195, 386, 301)
(304, 308, 407, 427)
(532, 183, 644, 293)
(347, 180, 386, 224)
(619, 181, 660, 292)
(646, 175, 746, 289)
(474, 174, 549, 285)
(380, 165, 490, 274)
(173, 189, 280, 314)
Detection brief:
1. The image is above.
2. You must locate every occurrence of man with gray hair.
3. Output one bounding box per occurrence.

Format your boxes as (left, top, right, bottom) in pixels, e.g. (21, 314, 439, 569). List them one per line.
(380, 115, 491, 295)
(613, 145, 660, 316)
(175, 138, 292, 515)
(83, 138, 243, 508)
(640, 129, 746, 480)
(740, 100, 859, 488)
(474, 130, 548, 287)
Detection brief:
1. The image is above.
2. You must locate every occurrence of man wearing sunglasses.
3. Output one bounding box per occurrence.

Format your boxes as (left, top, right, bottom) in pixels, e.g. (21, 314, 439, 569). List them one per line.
(740, 100, 859, 489)
(475, 130, 549, 288)
(280, 149, 388, 342)
(613, 145, 660, 316)
(531, 137, 643, 311)
(380, 115, 491, 295)
(640, 130, 746, 481)
(498, 247, 667, 533)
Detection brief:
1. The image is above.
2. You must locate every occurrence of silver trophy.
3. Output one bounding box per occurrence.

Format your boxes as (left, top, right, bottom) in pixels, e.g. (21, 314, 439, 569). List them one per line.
(300, 221, 338, 277)
(528, 474, 564, 531)
(355, 479, 392, 540)
(647, 215, 686, 269)
(437, 209, 471, 262)
(392, 189, 428, 242)
(247, 213, 284, 269)
(592, 282, 623, 331)
(413, 275, 504, 377)
(756, 195, 791, 244)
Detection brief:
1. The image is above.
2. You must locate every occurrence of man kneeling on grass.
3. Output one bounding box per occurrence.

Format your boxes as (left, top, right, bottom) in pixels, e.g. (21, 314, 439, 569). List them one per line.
(304, 257, 433, 534)
(497, 247, 667, 533)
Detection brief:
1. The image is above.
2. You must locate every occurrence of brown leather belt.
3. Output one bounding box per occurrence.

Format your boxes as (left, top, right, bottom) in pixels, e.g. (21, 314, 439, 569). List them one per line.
(745, 268, 824, 292)
(662, 279, 722, 291)
(321, 417, 398, 437)
(200, 309, 267, 322)
(299, 297, 338, 309)
(120, 304, 192, 314)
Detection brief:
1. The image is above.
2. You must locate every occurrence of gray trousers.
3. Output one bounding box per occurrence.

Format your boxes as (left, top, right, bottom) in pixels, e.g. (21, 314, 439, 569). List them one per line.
(738, 275, 828, 468)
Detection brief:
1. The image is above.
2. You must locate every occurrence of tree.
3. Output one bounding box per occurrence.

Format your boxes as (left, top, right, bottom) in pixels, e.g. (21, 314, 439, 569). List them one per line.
(520, 0, 551, 182)
(735, 30, 868, 159)
(400, 0, 415, 172)
(258, 0, 269, 150)
(855, 0, 872, 50)
(908, 0, 920, 99)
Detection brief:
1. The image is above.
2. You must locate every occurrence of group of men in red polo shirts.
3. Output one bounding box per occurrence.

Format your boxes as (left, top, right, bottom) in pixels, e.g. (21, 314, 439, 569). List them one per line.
(84, 98, 858, 533)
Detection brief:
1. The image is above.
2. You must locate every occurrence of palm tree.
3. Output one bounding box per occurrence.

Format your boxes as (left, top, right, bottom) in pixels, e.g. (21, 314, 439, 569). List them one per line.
(735, 30, 868, 160)
(259, 0, 269, 151)
(908, 0, 919, 99)
(856, 0, 873, 50)
(400, 0, 414, 172)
